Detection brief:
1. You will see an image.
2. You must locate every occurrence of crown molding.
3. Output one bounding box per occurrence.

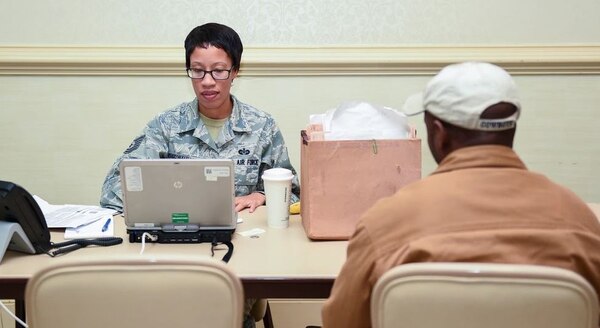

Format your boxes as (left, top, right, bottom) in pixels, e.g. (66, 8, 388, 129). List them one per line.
(1, 45, 599, 76)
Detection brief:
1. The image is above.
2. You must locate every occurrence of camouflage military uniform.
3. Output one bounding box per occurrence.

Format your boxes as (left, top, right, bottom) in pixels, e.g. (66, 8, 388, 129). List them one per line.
(100, 95, 300, 211)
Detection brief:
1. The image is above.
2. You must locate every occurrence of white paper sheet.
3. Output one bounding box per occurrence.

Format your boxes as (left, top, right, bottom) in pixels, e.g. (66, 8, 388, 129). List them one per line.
(64, 216, 114, 239)
(33, 195, 117, 228)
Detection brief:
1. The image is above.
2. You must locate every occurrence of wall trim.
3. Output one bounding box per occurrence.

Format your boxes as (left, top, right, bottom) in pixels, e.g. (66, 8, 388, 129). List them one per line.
(1, 45, 599, 76)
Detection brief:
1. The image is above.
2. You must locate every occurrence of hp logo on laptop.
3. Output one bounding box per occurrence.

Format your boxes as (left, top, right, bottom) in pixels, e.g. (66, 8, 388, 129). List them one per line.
(173, 181, 183, 189)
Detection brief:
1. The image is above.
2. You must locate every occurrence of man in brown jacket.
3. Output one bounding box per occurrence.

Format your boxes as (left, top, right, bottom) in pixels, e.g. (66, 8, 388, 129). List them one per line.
(321, 62, 600, 328)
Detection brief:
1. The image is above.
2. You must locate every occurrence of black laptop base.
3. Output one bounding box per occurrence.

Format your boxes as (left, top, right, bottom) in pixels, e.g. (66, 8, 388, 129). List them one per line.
(127, 228, 233, 244)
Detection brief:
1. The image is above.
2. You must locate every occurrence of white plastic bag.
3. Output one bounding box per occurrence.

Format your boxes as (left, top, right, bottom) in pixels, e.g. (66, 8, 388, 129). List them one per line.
(310, 101, 410, 140)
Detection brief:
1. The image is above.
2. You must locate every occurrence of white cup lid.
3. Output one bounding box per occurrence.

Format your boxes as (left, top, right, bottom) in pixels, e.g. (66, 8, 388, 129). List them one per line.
(262, 168, 293, 181)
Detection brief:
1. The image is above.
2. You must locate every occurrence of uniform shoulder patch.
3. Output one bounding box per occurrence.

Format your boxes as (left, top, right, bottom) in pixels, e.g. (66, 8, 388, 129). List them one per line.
(124, 136, 144, 154)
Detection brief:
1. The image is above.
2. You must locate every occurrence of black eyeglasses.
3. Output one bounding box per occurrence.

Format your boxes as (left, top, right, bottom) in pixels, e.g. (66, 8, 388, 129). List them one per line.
(186, 67, 233, 80)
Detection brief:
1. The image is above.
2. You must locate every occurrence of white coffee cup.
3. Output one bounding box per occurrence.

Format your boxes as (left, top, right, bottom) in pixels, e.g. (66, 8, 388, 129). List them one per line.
(262, 168, 293, 228)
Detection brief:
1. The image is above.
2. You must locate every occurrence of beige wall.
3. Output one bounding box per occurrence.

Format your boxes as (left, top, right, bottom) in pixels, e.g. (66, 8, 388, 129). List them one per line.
(1, 0, 600, 45)
(1, 0, 600, 206)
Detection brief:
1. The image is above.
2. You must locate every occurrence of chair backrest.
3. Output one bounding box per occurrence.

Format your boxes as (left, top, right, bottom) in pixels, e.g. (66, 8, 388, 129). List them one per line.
(25, 255, 243, 328)
(371, 262, 599, 328)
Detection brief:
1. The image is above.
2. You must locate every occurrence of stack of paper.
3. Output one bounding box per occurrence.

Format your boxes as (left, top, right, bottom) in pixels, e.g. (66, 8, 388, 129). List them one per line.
(33, 195, 117, 239)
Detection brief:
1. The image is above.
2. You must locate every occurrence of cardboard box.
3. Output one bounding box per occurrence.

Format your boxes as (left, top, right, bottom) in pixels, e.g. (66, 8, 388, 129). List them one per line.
(300, 131, 421, 240)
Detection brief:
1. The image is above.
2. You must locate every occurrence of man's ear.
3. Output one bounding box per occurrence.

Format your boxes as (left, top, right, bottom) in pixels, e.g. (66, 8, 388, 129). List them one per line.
(432, 119, 449, 157)
(431, 118, 450, 163)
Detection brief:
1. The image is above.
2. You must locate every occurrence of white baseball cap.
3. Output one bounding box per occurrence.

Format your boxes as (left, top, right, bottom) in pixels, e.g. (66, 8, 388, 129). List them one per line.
(404, 62, 521, 131)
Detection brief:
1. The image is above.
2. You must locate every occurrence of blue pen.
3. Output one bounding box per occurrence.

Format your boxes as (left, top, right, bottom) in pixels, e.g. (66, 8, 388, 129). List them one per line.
(101, 218, 112, 232)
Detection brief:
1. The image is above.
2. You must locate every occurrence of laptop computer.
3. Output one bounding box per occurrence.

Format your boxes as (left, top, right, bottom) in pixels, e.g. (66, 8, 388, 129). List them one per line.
(119, 158, 237, 243)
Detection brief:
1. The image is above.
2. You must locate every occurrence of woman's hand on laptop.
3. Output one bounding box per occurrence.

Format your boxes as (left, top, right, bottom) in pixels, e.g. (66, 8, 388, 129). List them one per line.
(235, 192, 266, 213)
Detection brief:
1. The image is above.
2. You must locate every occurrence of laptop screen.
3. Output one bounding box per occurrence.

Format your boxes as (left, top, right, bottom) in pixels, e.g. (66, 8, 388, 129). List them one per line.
(119, 159, 236, 231)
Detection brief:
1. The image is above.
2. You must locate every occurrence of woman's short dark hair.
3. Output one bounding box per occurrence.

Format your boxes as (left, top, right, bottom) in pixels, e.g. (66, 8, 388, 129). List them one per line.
(184, 23, 243, 71)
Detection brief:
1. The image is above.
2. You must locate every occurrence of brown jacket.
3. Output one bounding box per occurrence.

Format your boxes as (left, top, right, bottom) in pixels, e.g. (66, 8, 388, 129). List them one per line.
(322, 145, 600, 328)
